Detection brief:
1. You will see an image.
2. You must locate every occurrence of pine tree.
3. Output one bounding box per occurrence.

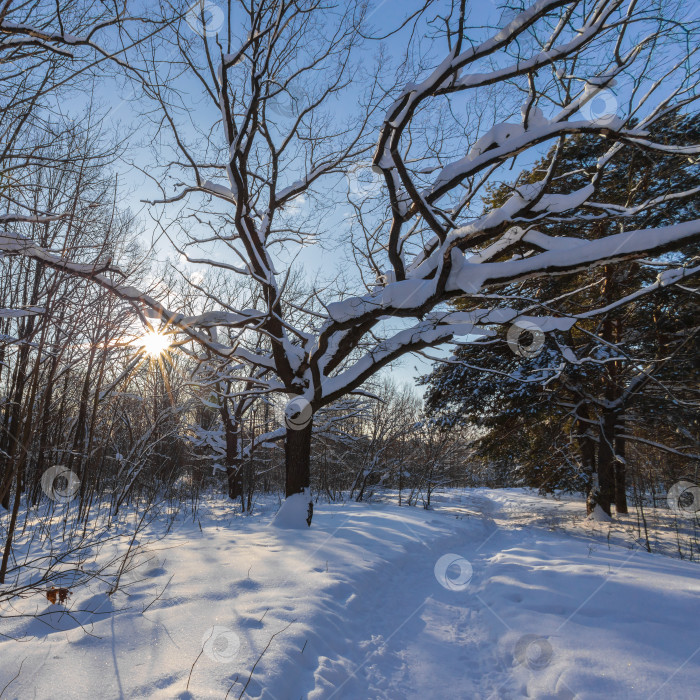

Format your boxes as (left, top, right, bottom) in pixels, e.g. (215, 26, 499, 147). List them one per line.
(422, 112, 700, 514)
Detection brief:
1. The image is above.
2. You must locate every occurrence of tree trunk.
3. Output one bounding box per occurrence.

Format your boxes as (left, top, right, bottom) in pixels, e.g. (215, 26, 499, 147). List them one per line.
(614, 426, 628, 514)
(221, 404, 243, 501)
(576, 404, 596, 502)
(0, 324, 32, 509)
(66, 346, 96, 477)
(32, 353, 59, 505)
(594, 412, 617, 516)
(0, 265, 41, 509)
(579, 427, 598, 515)
(598, 266, 626, 516)
(0, 459, 22, 583)
(0, 337, 43, 582)
(284, 422, 312, 497)
(226, 463, 244, 501)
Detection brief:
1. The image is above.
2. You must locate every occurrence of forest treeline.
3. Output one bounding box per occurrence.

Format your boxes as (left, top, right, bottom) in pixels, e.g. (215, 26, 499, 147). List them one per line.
(1, 0, 699, 555)
(2, 120, 697, 530)
(0, 136, 470, 518)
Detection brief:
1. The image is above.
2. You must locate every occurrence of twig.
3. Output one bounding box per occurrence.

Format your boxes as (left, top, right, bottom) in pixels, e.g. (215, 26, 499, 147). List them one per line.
(238, 620, 296, 699)
(142, 574, 174, 614)
(187, 628, 214, 691)
(224, 674, 240, 700)
(0, 657, 26, 698)
(108, 507, 151, 596)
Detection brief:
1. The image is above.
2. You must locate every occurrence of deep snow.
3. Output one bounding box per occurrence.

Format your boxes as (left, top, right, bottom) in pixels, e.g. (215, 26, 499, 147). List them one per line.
(1, 488, 698, 699)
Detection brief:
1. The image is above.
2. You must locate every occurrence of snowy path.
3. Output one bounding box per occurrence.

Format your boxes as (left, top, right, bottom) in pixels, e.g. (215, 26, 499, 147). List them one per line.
(305, 501, 499, 699)
(1, 490, 699, 699)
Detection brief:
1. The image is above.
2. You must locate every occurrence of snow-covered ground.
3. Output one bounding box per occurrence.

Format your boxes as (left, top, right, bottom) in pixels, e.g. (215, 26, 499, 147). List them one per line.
(1, 488, 699, 699)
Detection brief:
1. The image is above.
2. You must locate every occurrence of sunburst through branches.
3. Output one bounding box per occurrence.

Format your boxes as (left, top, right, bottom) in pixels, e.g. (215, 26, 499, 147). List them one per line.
(138, 331, 171, 358)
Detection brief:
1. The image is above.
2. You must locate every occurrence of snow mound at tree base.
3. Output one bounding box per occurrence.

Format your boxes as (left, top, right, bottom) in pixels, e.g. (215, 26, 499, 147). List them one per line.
(270, 490, 312, 528)
(587, 504, 613, 522)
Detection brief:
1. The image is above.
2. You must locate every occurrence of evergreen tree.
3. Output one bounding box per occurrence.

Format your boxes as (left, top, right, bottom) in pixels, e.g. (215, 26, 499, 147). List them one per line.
(421, 112, 700, 514)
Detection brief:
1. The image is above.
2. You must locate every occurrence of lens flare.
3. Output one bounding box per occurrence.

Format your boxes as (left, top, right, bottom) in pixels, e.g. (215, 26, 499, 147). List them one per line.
(139, 331, 170, 357)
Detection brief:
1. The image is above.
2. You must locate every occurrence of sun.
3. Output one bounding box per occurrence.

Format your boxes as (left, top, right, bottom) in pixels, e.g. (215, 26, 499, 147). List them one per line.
(138, 331, 171, 357)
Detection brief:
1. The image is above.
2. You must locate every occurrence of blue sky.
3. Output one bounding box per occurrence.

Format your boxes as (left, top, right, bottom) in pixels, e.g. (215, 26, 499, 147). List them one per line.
(81, 0, 691, 393)
(83, 1, 534, 392)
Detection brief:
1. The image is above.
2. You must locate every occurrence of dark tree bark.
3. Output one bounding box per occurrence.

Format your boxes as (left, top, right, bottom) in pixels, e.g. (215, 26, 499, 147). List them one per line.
(576, 403, 597, 497)
(594, 411, 617, 516)
(220, 403, 244, 503)
(0, 265, 42, 509)
(0, 327, 44, 582)
(284, 422, 312, 497)
(614, 426, 628, 514)
(66, 344, 97, 477)
(32, 354, 58, 505)
(589, 268, 622, 517)
(226, 464, 244, 502)
(579, 432, 597, 515)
